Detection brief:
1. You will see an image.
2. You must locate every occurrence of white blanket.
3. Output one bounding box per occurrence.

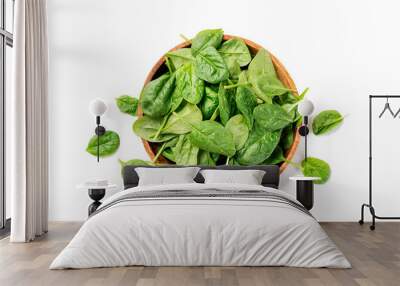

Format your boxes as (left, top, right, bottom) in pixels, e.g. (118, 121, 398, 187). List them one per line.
(50, 183, 350, 269)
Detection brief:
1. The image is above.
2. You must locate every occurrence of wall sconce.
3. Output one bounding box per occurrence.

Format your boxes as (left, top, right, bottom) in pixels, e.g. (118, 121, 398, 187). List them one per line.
(89, 99, 107, 162)
(298, 99, 314, 161)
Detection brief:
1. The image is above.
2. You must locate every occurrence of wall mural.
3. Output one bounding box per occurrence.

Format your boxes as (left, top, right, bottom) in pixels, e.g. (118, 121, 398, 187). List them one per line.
(86, 29, 344, 184)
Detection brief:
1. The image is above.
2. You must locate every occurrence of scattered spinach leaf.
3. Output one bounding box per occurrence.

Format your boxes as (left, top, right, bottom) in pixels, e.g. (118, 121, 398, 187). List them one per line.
(301, 157, 331, 184)
(312, 110, 343, 135)
(86, 131, 120, 157)
(116, 95, 139, 116)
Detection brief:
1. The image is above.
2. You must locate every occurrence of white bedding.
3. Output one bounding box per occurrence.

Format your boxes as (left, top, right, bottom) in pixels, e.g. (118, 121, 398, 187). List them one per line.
(50, 183, 350, 269)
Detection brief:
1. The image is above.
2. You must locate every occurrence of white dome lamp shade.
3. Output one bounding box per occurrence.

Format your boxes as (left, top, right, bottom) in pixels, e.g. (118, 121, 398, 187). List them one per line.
(298, 99, 315, 161)
(89, 99, 107, 162)
(298, 99, 315, 117)
(89, 98, 107, 117)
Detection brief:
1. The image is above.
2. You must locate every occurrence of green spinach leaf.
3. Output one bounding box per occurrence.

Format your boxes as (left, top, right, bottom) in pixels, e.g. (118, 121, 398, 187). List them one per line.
(280, 125, 295, 150)
(301, 157, 331, 184)
(132, 116, 176, 142)
(174, 135, 199, 165)
(116, 95, 138, 116)
(162, 103, 202, 134)
(166, 48, 194, 69)
(225, 114, 249, 150)
(217, 82, 231, 125)
(198, 150, 217, 166)
(219, 38, 252, 67)
(248, 48, 276, 79)
(250, 74, 289, 102)
(236, 79, 257, 130)
(263, 146, 285, 164)
(86, 131, 120, 157)
(188, 120, 236, 157)
(162, 147, 175, 162)
(194, 46, 229, 84)
(191, 29, 224, 56)
(200, 86, 219, 120)
(236, 124, 281, 165)
(312, 110, 343, 135)
(141, 74, 175, 117)
(174, 63, 205, 105)
(253, 103, 293, 131)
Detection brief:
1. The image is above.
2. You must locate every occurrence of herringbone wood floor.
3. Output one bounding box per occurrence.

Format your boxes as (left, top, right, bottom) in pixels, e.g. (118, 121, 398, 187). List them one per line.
(0, 222, 399, 286)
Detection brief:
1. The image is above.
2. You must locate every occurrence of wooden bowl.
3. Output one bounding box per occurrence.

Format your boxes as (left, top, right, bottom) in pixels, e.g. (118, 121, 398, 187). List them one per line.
(137, 35, 300, 173)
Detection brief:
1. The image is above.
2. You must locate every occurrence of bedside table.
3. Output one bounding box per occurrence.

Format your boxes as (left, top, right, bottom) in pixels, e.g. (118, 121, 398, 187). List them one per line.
(77, 183, 117, 216)
(289, 177, 320, 210)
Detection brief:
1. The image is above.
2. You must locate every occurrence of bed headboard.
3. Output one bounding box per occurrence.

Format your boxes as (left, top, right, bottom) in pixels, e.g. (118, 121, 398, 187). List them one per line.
(122, 165, 280, 189)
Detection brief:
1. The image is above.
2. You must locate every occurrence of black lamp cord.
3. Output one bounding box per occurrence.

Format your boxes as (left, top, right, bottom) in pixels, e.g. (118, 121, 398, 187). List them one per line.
(304, 116, 308, 162)
(96, 116, 100, 162)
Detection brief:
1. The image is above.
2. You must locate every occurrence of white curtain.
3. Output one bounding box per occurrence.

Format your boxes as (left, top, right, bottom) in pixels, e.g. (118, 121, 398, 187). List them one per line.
(10, 0, 48, 242)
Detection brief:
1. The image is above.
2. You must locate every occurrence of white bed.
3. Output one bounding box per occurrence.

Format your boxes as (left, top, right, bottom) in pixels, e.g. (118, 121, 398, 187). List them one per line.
(50, 182, 350, 269)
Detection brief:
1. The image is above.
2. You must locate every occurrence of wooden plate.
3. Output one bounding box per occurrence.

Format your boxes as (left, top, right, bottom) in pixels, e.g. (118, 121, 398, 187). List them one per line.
(137, 35, 300, 173)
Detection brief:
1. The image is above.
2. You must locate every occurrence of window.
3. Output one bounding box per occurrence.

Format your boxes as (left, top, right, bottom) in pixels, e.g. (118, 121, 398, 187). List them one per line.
(0, 0, 13, 234)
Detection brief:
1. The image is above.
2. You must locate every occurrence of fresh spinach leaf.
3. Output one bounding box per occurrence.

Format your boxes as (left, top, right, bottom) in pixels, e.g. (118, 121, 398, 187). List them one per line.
(219, 38, 252, 67)
(141, 74, 175, 117)
(263, 146, 285, 164)
(162, 103, 202, 134)
(198, 150, 217, 166)
(218, 82, 231, 125)
(175, 63, 205, 105)
(225, 114, 249, 150)
(166, 48, 194, 69)
(191, 29, 224, 56)
(312, 110, 343, 135)
(248, 48, 276, 79)
(188, 120, 236, 157)
(116, 95, 138, 116)
(301, 157, 331, 184)
(174, 135, 199, 165)
(132, 116, 176, 142)
(194, 46, 229, 84)
(280, 125, 294, 150)
(253, 103, 293, 131)
(86, 131, 120, 157)
(236, 75, 257, 130)
(162, 147, 175, 162)
(200, 86, 219, 120)
(250, 74, 289, 102)
(236, 124, 281, 165)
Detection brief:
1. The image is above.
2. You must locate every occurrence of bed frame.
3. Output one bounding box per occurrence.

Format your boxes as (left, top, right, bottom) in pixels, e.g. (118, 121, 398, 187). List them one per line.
(122, 165, 280, 190)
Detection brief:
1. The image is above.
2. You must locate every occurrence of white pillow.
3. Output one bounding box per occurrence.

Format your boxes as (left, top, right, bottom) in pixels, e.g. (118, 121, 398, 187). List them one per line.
(136, 167, 200, 186)
(200, 169, 266, 185)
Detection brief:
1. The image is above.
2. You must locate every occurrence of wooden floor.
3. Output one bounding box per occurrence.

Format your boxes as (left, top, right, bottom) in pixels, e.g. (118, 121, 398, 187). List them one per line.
(0, 222, 399, 286)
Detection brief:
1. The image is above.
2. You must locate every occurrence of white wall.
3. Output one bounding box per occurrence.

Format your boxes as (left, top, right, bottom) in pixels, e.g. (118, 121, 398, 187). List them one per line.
(47, 0, 400, 221)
